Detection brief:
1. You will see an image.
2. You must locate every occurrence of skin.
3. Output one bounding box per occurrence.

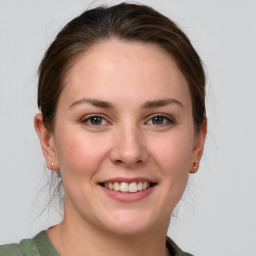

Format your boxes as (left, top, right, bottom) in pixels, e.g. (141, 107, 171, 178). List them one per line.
(35, 39, 207, 256)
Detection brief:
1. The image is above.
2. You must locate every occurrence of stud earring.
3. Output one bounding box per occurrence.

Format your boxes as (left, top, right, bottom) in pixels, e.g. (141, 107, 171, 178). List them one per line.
(51, 162, 54, 167)
(193, 162, 199, 170)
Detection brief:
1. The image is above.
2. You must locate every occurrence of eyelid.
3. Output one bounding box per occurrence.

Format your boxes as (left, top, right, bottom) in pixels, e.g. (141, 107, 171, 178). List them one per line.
(145, 113, 175, 125)
(80, 113, 175, 126)
(81, 114, 111, 126)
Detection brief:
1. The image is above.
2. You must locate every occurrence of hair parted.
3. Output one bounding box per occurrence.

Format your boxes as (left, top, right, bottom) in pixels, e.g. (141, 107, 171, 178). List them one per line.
(38, 2, 206, 133)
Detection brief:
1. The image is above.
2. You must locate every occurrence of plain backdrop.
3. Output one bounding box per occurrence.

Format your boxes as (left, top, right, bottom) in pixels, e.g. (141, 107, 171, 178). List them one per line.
(0, 0, 256, 255)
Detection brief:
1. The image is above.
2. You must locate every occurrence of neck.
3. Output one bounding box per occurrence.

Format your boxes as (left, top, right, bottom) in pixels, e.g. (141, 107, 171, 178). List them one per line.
(47, 208, 170, 256)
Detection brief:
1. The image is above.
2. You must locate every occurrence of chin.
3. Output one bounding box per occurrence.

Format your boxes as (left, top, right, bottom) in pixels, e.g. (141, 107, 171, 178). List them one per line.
(104, 222, 151, 237)
(98, 209, 165, 237)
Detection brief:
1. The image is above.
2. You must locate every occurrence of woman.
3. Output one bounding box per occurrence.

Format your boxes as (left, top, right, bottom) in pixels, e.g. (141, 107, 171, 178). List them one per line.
(0, 3, 207, 256)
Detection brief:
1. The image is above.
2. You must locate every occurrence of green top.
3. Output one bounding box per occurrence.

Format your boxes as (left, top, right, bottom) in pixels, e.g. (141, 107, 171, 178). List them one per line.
(0, 231, 193, 256)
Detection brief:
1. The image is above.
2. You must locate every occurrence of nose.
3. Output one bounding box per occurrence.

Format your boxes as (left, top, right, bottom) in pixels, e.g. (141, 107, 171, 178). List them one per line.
(109, 124, 148, 168)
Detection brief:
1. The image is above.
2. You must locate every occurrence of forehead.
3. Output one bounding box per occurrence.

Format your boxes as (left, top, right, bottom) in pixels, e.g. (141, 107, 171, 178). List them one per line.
(61, 39, 191, 107)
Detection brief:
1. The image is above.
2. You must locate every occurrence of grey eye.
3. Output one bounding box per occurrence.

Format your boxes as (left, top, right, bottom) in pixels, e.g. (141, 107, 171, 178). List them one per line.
(152, 116, 164, 125)
(89, 116, 103, 125)
(147, 114, 174, 126)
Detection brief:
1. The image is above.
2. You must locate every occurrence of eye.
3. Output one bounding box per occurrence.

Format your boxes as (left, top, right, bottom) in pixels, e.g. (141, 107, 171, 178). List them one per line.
(146, 114, 174, 126)
(152, 116, 165, 125)
(82, 115, 108, 126)
(89, 116, 104, 125)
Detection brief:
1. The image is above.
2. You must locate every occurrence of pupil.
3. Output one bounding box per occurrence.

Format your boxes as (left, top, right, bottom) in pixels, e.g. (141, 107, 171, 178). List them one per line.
(91, 117, 102, 125)
(153, 116, 163, 124)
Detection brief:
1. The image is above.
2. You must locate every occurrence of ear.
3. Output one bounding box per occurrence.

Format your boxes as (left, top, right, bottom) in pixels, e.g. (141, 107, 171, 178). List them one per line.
(34, 113, 59, 170)
(190, 118, 207, 174)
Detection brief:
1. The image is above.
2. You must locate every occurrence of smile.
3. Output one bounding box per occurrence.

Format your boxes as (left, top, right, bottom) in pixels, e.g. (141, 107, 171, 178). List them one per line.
(102, 181, 154, 193)
(99, 178, 157, 202)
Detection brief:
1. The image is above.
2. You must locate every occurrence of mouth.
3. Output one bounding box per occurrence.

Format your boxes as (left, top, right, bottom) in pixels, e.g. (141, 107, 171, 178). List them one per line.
(99, 181, 157, 193)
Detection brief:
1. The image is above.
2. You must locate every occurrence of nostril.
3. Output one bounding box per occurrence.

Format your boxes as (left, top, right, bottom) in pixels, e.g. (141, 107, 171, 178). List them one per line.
(114, 158, 143, 167)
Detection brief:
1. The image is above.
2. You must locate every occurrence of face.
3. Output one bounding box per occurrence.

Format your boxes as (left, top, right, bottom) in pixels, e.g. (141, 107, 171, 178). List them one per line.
(36, 39, 206, 236)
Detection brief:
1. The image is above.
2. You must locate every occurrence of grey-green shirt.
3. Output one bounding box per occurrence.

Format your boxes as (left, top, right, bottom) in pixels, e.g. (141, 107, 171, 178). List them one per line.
(0, 231, 193, 256)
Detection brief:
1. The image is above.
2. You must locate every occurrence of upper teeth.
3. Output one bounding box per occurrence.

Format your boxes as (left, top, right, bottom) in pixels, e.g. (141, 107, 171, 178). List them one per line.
(104, 181, 150, 193)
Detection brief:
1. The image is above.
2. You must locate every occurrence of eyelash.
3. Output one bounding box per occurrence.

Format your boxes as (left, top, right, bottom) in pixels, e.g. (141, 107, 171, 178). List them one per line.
(145, 114, 175, 126)
(81, 114, 109, 126)
(81, 114, 175, 127)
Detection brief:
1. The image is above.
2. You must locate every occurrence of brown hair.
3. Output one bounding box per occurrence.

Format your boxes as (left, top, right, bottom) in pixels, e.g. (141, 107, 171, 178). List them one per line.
(38, 2, 206, 133)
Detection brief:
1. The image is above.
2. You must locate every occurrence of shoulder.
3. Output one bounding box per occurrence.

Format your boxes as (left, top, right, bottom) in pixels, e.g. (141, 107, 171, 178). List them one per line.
(166, 236, 194, 256)
(0, 238, 39, 256)
(0, 231, 51, 256)
(0, 243, 23, 256)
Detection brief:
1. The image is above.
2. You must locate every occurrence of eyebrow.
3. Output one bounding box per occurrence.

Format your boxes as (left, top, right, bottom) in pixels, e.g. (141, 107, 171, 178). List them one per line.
(70, 98, 114, 109)
(69, 97, 183, 109)
(142, 98, 183, 108)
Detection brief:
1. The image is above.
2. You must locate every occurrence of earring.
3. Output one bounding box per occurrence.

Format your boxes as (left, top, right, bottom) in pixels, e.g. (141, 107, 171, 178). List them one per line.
(50, 162, 61, 178)
(193, 162, 199, 170)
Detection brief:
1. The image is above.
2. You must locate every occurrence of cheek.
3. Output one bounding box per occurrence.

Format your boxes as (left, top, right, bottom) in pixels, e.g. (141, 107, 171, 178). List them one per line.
(55, 130, 110, 179)
(54, 131, 112, 208)
(149, 130, 194, 175)
(145, 132, 194, 215)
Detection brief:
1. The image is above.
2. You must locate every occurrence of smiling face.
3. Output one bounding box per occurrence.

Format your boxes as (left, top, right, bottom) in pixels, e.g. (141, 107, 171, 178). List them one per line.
(35, 39, 206, 237)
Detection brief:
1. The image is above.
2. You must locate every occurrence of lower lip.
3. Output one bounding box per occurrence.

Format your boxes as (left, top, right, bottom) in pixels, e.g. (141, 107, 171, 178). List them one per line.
(100, 185, 156, 202)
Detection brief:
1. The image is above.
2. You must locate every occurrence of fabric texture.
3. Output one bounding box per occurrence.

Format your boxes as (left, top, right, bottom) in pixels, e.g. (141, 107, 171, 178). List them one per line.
(166, 237, 194, 256)
(0, 231, 193, 256)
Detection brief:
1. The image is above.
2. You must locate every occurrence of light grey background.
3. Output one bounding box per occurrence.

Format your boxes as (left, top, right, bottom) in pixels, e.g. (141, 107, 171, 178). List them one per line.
(0, 0, 256, 255)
